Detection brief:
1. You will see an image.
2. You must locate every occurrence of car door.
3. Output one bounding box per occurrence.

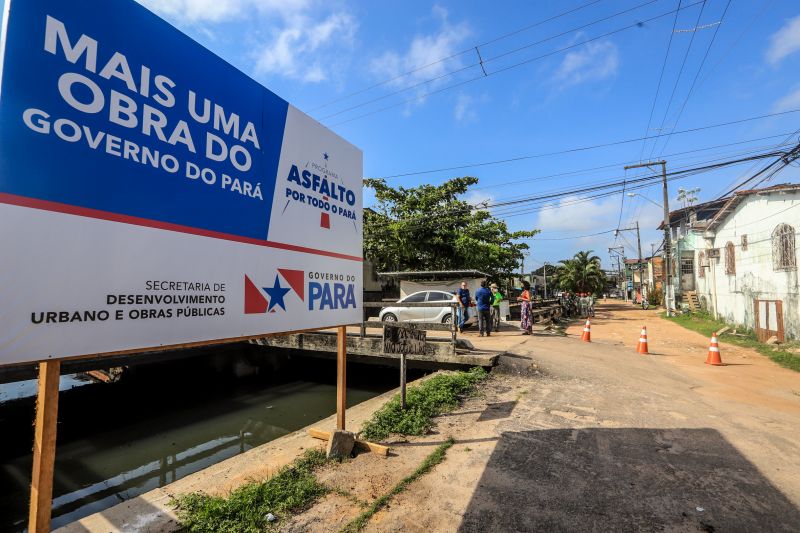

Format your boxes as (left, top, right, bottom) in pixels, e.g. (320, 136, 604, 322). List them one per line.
(426, 291, 455, 322)
(400, 291, 428, 321)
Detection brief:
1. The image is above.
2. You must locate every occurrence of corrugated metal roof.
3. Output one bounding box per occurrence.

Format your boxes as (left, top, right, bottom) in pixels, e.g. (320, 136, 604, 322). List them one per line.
(378, 269, 489, 278)
(706, 183, 800, 232)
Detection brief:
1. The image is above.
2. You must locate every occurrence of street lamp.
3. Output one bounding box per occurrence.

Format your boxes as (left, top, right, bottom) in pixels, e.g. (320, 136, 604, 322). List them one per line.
(626, 192, 663, 208)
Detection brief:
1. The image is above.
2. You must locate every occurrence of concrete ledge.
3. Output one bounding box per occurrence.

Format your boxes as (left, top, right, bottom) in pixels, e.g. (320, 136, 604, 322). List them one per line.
(54, 383, 410, 533)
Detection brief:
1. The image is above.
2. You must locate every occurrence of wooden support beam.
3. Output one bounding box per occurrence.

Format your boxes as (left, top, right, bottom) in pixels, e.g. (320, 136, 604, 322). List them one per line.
(337, 326, 346, 431)
(307, 428, 389, 456)
(29, 360, 61, 533)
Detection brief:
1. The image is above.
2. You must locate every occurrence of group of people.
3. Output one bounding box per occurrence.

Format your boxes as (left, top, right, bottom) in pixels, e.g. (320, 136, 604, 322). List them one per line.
(456, 280, 539, 336)
(558, 292, 596, 318)
(454, 281, 601, 336)
(455, 280, 504, 337)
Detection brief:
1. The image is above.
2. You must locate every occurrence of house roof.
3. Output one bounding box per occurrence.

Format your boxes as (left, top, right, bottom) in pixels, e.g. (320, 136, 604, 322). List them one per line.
(656, 197, 729, 230)
(706, 183, 800, 232)
(378, 270, 489, 279)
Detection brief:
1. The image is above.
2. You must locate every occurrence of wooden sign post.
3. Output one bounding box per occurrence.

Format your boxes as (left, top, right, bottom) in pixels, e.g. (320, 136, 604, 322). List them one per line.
(382, 323, 426, 410)
(29, 360, 61, 533)
(337, 326, 347, 431)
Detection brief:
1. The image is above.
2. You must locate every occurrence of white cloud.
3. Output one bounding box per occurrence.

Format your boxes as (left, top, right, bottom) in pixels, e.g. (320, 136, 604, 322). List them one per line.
(255, 12, 356, 83)
(465, 189, 494, 208)
(138, 0, 355, 83)
(766, 15, 800, 65)
(552, 36, 619, 87)
(536, 195, 622, 233)
(773, 85, 800, 112)
(370, 7, 470, 108)
(137, 0, 308, 23)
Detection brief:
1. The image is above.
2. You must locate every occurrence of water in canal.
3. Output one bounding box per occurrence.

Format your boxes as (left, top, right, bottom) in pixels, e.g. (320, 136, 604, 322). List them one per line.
(0, 346, 406, 531)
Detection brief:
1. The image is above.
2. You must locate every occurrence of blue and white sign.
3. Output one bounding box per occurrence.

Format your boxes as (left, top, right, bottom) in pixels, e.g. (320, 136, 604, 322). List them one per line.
(0, 0, 363, 365)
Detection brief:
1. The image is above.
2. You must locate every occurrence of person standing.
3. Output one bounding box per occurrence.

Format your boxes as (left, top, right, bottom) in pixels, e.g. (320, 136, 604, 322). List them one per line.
(490, 283, 503, 332)
(518, 280, 533, 335)
(455, 281, 471, 333)
(475, 280, 493, 337)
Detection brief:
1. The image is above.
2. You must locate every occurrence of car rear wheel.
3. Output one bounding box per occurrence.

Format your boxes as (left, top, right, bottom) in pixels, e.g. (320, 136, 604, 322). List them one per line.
(442, 313, 452, 324)
(382, 313, 398, 322)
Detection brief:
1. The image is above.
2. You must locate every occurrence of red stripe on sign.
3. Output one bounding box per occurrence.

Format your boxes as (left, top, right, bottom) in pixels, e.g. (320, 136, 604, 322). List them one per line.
(0, 193, 363, 262)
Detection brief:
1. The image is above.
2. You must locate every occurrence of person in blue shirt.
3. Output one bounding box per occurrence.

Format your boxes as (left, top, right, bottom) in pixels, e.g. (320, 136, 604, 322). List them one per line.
(455, 281, 471, 333)
(475, 280, 493, 337)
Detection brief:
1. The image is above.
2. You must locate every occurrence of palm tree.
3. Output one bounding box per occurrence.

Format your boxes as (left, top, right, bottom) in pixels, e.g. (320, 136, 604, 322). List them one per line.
(556, 250, 605, 294)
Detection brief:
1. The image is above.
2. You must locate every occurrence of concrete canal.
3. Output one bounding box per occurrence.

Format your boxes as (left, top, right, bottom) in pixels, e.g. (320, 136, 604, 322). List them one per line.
(0, 344, 411, 531)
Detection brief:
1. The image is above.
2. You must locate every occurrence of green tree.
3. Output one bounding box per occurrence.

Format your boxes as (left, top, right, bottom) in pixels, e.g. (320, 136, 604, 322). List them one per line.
(554, 250, 606, 294)
(363, 177, 537, 281)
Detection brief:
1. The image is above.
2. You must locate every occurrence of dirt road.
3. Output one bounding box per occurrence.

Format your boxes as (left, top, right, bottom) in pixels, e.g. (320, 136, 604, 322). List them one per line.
(284, 302, 800, 532)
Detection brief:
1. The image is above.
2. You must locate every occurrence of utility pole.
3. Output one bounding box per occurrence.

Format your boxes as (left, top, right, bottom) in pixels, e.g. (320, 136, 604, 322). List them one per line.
(543, 262, 548, 299)
(624, 160, 672, 315)
(608, 246, 625, 301)
(636, 220, 643, 301)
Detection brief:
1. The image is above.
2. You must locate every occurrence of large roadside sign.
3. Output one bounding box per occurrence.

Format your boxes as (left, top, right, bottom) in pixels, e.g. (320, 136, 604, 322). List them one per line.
(0, 0, 363, 366)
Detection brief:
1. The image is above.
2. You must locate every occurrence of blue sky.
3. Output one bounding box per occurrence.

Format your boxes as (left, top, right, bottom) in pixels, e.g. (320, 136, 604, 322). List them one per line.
(7, 0, 800, 269)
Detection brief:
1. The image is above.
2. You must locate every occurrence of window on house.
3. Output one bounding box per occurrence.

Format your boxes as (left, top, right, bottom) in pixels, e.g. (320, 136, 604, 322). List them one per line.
(772, 223, 797, 271)
(698, 251, 705, 278)
(681, 257, 694, 276)
(725, 242, 735, 275)
(741, 234, 748, 251)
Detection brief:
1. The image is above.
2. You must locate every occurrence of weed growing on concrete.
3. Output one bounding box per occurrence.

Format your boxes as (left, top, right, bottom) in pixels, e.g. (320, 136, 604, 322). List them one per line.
(360, 367, 487, 441)
(340, 438, 455, 533)
(174, 448, 329, 532)
(664, 312, 800, 372)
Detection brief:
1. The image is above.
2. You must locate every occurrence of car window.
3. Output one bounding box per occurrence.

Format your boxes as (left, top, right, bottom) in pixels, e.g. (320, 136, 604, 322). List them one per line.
(427, 291, 453, 302)
(403, 292, 427, 303)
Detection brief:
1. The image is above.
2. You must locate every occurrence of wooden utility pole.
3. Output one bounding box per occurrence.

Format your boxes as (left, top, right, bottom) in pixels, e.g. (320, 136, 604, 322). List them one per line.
(624, 160, 671, 314)
(636, 220, 643, 300)
(336, 326, 346, 430)
(29, 360, 61, 533)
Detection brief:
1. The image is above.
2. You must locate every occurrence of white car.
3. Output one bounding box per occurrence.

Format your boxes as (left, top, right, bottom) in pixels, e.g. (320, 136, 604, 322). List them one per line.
(379, 290, 463, 324)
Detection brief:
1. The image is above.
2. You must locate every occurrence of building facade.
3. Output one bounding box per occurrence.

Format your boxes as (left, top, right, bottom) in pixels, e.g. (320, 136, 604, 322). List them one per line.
(693, 185, 800, 340)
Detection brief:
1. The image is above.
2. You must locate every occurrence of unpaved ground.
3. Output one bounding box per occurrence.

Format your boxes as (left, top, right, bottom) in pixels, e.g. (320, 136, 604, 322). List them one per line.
(281, 302, 800, 532)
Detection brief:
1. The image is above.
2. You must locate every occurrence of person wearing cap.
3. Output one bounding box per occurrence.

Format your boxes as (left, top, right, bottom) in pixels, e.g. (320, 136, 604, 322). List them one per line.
(490, 283, 503, 332)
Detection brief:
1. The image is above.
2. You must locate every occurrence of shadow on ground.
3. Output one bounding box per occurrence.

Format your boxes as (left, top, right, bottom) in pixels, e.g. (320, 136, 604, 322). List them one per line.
(458, 428, 800, 532)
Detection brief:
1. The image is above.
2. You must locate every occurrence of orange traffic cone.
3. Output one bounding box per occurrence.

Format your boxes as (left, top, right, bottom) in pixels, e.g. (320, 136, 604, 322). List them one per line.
(636, 326, 649, 354)
(582, 319, 591, 342)
(705, 333, 724, 366)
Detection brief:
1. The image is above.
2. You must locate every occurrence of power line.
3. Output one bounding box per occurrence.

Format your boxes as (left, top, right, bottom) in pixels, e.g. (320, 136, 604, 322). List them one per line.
(648, 0, 707, 160)
(656, 0, 732, 156)
(375, 108, 800, 179)
(330, 1, 705, 126)
(365, 147, 794, 237)
(639, 0, 682, 162)
(320, 0, 662, 122)
(309, 0, 605, 112)
(470, 132, 796, 192)
(485, 142, 783, 215)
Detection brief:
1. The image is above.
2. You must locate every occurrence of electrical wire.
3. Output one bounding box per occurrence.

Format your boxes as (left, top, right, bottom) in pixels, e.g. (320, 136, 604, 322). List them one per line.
(330, 1, 705, 126)
(309, 0, 606, 112)
(365, 147, 794, 238)
(318, 0, 660, 121)
(656, 0, 732, 156)
(376, 108, 800, 179)
(639, 0, 682, 161)
(647, 0, 708, 160)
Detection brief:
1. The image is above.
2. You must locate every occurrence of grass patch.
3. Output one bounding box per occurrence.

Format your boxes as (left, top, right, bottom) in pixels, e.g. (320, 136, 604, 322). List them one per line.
(360, 367, 487, 441)
(664, 311, 800, 372)
(174, 448, 330, 533)
(340, 438, 455, 533)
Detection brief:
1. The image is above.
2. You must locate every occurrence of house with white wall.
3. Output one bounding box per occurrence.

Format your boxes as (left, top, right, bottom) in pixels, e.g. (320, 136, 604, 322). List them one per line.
(693, 184, 800, 341)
